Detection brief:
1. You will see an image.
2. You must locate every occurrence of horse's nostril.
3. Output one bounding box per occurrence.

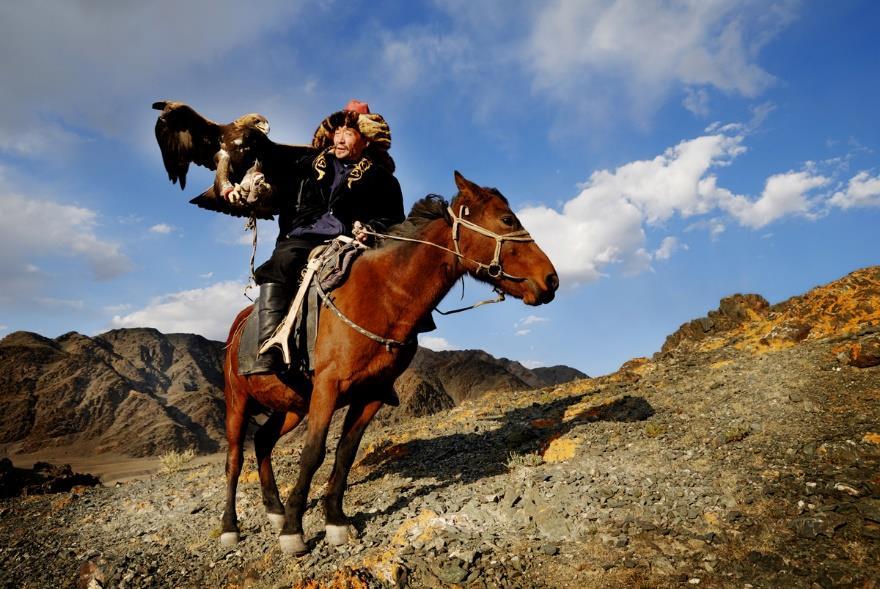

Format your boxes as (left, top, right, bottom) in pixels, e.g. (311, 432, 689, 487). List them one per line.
(546, 272, 559, 292)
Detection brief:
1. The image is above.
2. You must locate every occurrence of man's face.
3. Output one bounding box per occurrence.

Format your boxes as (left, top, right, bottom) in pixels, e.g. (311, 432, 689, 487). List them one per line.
(332, 126, 368, 161)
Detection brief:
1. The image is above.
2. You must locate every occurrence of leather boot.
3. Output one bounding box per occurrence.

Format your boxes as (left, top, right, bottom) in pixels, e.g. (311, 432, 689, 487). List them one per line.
(252, 282, 290, 374)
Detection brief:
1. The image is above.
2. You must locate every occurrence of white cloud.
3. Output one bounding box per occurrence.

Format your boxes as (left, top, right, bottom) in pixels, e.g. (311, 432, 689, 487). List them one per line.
(149, 223, 175, 234)
(829, 171, 880, 209)
(110, 281, 250, 340)
(516, 315, 549, 327)
(653, 237, 681, 261)
(522, 360, 545, 370)
(683, 87, 711, 117)
(199, 272, 214, 279)
(525, 0, 794, 119)
(419, 335, 455, 351)
(0, 192, 132, 284)
(515, 329, 531, 337)
(381, 30, 472, 90)
(519, 131, 745, 282)
(517, 124, 853, 284)
(103, 303, 132, 314)
(720, 171, 828, 228)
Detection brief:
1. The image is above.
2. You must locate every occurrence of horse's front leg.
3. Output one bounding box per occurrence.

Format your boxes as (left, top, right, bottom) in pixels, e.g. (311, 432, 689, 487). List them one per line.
(278, 382, 338, 555)
(255, 410, 304, 530)
(323, 396, 384, 546)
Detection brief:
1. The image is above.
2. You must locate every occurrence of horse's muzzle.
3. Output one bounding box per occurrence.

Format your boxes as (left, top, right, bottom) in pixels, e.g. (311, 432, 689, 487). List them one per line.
(524, 272, 558, 305)
(537, 272, 558, 304)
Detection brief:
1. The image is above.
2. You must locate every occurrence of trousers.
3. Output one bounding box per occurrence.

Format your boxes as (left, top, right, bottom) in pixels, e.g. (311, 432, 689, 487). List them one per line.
(254, 237, 321, 286)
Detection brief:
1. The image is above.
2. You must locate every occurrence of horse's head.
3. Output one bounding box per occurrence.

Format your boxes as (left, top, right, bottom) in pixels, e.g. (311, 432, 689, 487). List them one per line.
(450, 171, 559, 305)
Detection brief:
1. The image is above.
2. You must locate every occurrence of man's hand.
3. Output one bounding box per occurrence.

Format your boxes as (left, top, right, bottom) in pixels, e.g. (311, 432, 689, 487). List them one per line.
(222, 163, 271, 206)
(353, 220, 371, 244)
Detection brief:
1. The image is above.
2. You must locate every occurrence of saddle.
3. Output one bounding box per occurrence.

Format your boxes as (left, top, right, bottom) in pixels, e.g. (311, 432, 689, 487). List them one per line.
(237, 237, 364, 376)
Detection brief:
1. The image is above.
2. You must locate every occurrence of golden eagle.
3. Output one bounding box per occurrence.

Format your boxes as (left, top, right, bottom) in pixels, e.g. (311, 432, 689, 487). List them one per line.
(152, 100, 315, 219)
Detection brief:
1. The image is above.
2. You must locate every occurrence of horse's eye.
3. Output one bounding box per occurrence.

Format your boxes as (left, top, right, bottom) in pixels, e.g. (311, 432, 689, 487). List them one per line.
(501, 215, 515, 227)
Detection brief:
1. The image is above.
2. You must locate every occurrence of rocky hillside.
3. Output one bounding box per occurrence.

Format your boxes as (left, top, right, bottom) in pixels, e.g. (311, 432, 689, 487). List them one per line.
(0, 328, 226, 457)
(382, 349, 587, 424)
(0, 328, 583, 458)
(0, 267, 877, 588)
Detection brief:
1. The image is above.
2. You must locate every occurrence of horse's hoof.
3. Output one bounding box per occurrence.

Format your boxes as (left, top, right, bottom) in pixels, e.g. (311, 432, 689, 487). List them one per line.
(325, 524, 356, 546)
(267, 513, 286, 531)
(279, 533, 307, 555)
(219, 531, 240, 546)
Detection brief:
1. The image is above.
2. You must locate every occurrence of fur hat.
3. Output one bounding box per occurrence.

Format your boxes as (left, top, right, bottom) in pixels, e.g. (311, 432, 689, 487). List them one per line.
(312, 100, 392, 152)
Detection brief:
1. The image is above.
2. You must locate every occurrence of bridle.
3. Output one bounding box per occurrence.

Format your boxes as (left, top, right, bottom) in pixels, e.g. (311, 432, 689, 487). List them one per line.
(448, 205, 534, 280)
(362, 203, 535, 282)
(320, 202, 538, 348)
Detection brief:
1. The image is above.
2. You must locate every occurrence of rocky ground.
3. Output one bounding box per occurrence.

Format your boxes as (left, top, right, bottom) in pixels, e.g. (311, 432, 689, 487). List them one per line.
(1, 268, 879, 588)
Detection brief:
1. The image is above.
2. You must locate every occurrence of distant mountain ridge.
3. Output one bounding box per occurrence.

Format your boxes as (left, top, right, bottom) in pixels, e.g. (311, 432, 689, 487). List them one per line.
(0, 328, 226, 457)
(0, 328, 586, 458)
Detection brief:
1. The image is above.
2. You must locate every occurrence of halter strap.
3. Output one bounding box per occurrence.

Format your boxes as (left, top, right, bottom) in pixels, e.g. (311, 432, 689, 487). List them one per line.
(448, 205, 533, 280)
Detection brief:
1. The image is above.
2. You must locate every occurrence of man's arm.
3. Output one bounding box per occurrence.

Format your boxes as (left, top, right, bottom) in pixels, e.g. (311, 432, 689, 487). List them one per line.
(364, 175, 405, 232)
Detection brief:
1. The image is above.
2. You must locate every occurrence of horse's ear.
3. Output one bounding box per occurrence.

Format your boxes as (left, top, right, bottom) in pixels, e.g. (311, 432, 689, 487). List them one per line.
(454, 171, 480, 197)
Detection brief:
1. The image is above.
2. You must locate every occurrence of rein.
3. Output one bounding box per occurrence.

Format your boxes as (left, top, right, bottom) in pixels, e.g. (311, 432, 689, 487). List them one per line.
(319, 205, 534, 348)
(314, 279, 411, 350)
(361, 205, 534, 281)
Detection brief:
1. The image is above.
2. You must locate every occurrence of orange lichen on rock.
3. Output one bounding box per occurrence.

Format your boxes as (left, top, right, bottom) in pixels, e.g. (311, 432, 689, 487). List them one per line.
(677, 267, 880, 355)
(863, 433, 880, 445)
(530, 418, 558, 429)
(354, 440, 410, 470)
(292, 568, 376, 589)
(542, 436, 580, 463)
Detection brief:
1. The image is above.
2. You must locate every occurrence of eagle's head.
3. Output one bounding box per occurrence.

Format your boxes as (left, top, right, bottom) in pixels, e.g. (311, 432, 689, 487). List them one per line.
(238, 113, 270, 136)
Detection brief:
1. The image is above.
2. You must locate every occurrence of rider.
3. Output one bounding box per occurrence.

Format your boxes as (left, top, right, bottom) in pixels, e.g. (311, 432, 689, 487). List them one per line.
(249, 100, 405, 375)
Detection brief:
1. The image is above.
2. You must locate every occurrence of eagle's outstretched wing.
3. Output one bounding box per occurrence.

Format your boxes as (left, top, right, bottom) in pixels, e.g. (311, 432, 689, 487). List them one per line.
(152, 100, 222, 190)
(153, 101, 318, 219)
(188, 142, 318, 220)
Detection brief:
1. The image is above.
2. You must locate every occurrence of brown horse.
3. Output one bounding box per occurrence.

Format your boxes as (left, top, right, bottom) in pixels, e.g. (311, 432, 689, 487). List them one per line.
(221, 171, 558, 554)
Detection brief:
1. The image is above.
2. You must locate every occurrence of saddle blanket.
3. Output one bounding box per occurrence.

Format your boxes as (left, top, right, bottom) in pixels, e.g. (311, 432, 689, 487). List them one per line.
(237, 238, 363, 376)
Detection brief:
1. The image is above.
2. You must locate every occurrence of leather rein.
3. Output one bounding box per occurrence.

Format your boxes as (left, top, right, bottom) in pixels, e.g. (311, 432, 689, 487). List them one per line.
(320, 205, 535, 348)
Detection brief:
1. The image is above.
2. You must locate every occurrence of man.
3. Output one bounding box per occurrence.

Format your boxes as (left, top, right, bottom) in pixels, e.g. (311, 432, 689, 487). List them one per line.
(249, 100, 405, 374)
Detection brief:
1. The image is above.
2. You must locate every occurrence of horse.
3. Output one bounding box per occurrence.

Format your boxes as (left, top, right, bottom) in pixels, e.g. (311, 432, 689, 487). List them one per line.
(221, 171, 559, 554)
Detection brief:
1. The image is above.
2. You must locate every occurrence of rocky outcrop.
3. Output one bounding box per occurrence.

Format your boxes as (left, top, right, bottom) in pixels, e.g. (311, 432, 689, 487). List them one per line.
(660, 293, 770, 354)
(0, 457, 100, 497)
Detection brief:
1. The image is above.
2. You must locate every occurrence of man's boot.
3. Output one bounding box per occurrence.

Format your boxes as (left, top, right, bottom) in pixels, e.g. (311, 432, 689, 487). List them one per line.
(252, 282, 290, 374)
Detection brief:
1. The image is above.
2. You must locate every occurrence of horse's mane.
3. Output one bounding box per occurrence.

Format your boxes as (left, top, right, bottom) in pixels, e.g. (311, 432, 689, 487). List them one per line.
(379, 186, 510, 247)
(383, 194, 452, 243)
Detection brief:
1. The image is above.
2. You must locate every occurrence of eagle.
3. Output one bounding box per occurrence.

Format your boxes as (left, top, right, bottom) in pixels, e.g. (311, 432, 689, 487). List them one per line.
(152, 100, 315, 219)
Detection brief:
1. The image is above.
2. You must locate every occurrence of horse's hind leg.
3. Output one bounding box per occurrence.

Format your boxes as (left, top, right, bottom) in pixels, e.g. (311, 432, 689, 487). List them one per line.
(255, 410, 303, 530)
(221, 394, 250, 546)
(323, 397, 384, 546)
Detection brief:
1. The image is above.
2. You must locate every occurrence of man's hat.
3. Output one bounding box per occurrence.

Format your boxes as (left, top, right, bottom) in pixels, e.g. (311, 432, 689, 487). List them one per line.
(312, 99, 392, 152)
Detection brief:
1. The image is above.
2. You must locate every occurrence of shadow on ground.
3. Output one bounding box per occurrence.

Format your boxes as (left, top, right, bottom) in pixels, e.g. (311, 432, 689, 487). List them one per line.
(343, 391, 654, 524)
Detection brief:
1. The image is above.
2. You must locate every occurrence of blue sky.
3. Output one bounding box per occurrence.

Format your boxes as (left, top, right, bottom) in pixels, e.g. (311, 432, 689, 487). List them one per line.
(1, 1, 878, 376)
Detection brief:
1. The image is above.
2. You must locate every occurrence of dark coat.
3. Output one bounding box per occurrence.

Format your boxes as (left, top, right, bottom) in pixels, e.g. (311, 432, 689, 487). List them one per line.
(276, 148, 404, 242)
(254, 148, 404, 286)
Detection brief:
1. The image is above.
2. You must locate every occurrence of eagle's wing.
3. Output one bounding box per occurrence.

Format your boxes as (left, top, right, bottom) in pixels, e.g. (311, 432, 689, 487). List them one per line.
(189, 185, 276, 220)
(152, 100, 222, 190)
(189, 141, 318, 219)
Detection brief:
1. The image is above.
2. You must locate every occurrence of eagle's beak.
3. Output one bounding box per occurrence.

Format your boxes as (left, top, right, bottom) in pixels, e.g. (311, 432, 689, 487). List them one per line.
(257, 121, 270, 135)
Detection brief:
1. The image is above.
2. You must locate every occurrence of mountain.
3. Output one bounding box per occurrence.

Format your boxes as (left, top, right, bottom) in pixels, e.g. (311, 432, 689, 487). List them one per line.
(1, 266, 877, 588)
(0, 328, 226, 457)
(0, 328, 585, 458)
